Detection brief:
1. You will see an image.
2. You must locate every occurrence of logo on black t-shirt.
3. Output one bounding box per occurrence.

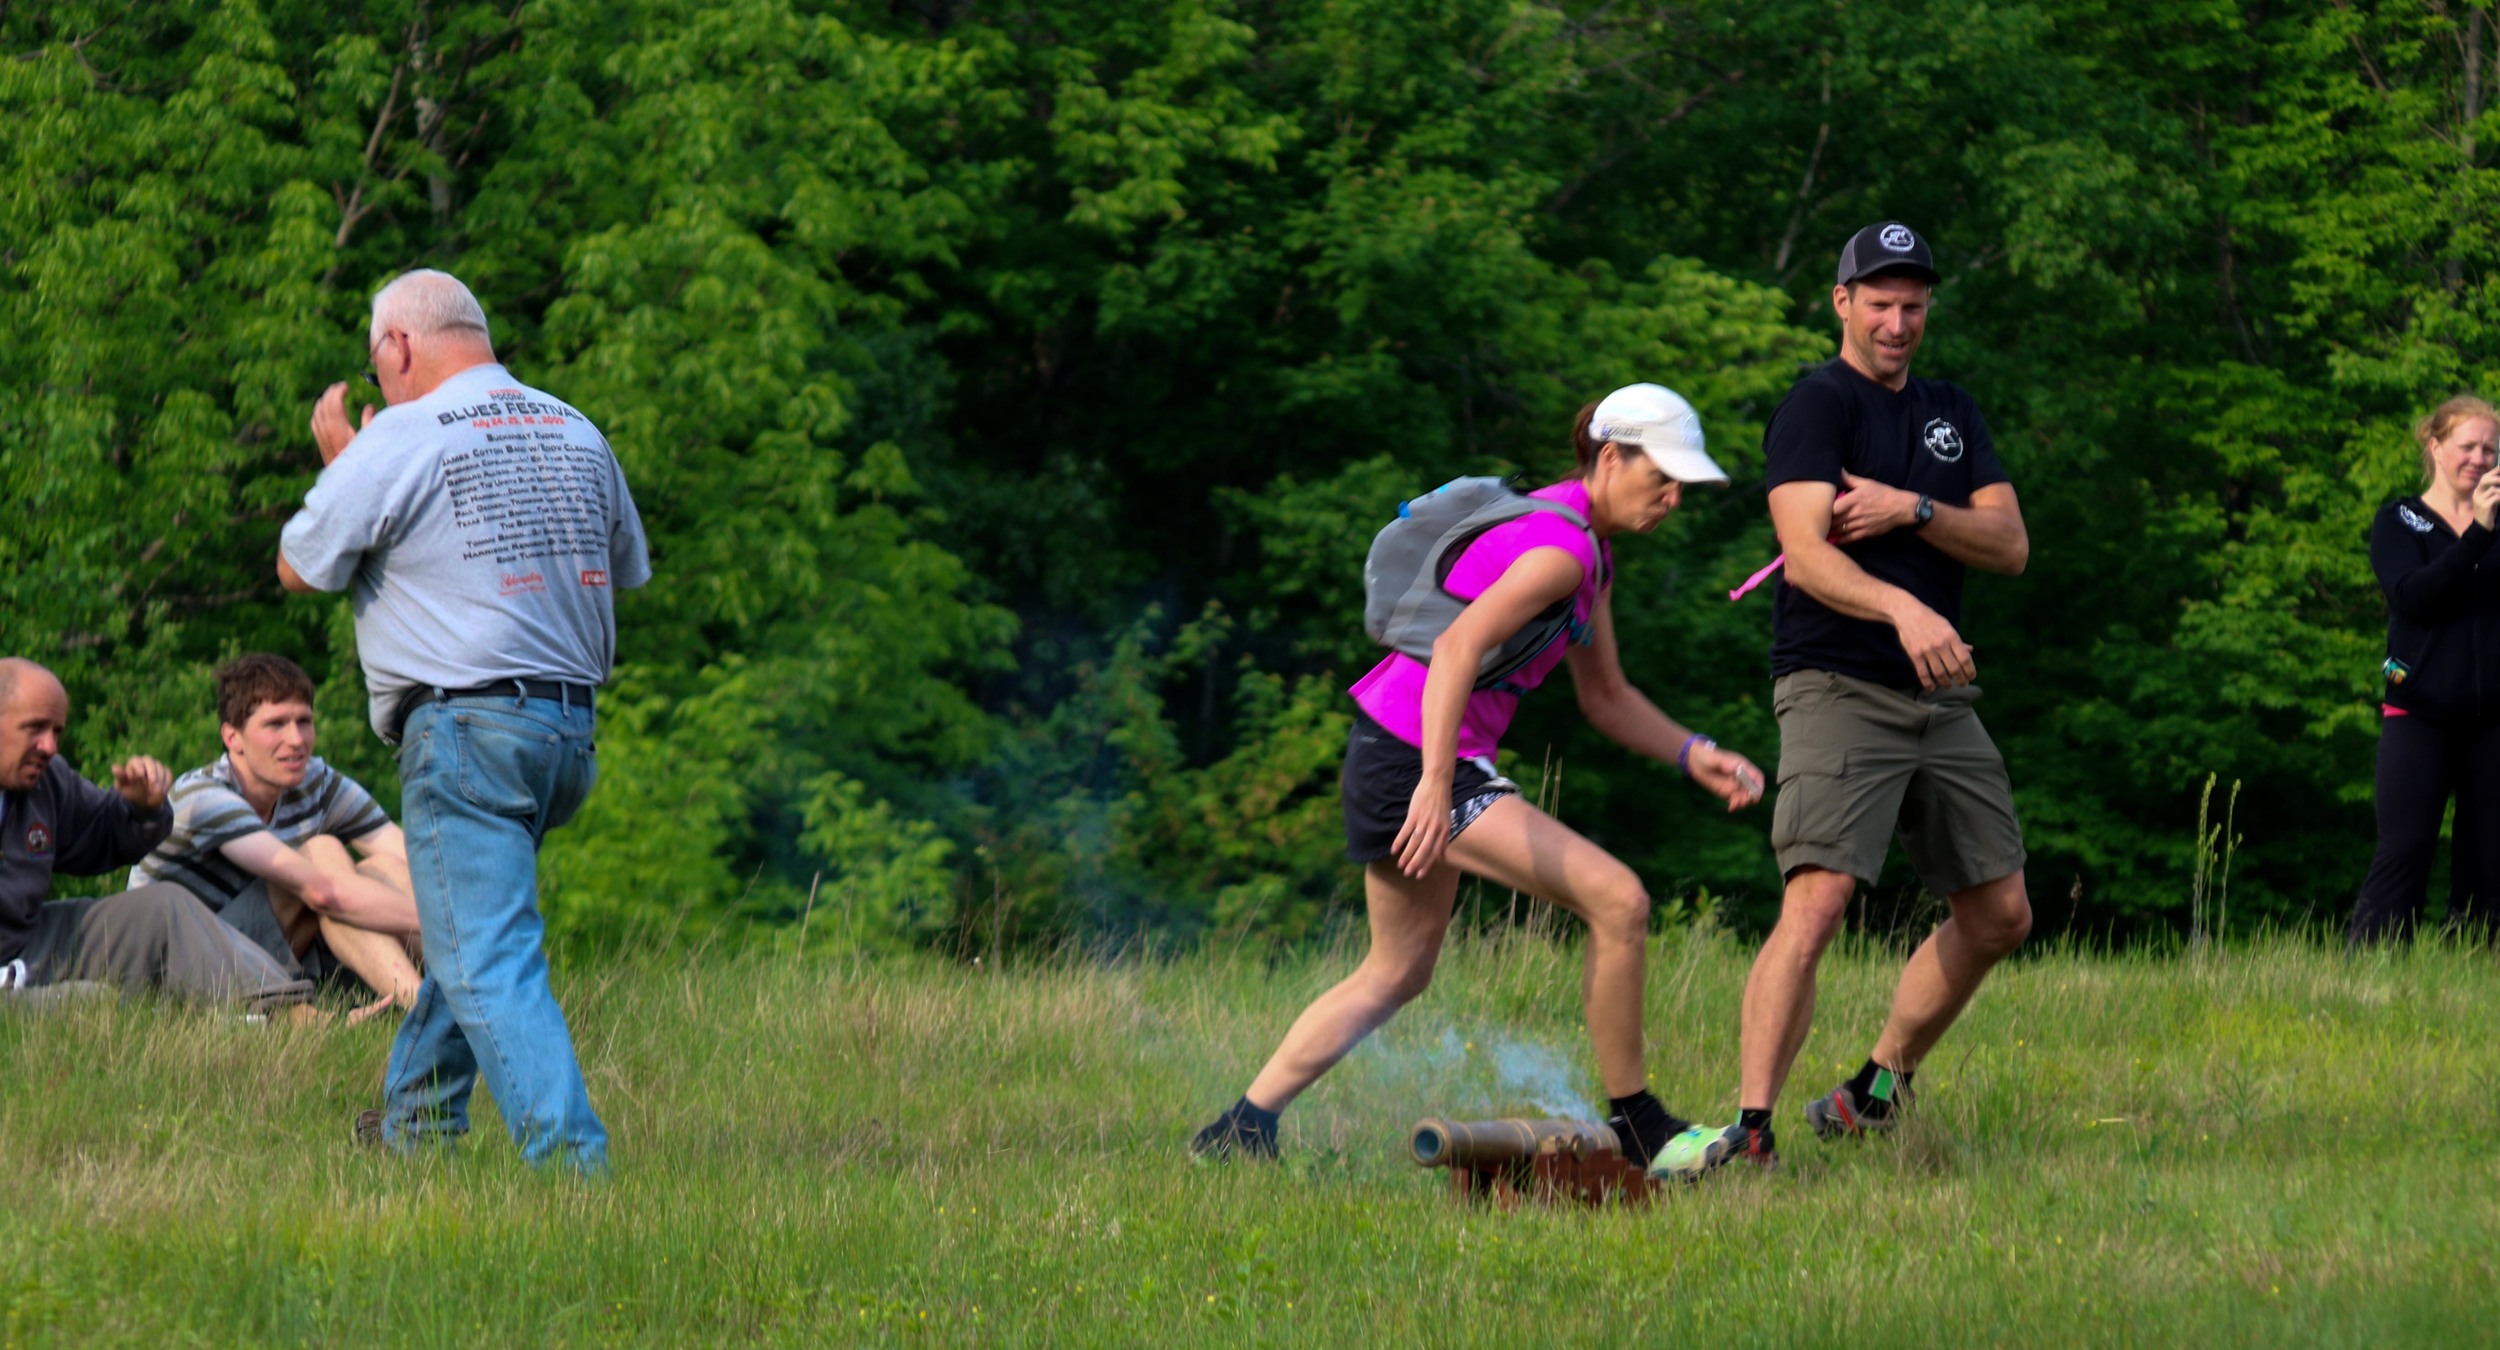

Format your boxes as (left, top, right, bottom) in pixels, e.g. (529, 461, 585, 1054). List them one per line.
(2398, 504, 2435, 533)
(23, 824, 49, 856)
(1923, 418, 1965, 463)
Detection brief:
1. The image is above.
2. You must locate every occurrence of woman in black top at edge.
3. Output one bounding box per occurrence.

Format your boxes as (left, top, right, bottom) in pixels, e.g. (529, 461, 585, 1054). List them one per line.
(2351, 394, 2500, 946)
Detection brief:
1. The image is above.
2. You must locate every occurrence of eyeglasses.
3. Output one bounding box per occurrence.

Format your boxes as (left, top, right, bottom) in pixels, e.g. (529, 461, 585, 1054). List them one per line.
(362, 330, 406, 388)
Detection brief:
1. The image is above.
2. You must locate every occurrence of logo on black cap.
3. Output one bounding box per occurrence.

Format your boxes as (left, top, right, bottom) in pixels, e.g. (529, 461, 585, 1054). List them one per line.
(1839, 221, 1940, 287)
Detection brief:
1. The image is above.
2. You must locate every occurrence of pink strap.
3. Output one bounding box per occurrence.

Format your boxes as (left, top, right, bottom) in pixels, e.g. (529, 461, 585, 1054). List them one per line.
(1727, 554, 1786, 602)
(1730, 488, 1856, 603)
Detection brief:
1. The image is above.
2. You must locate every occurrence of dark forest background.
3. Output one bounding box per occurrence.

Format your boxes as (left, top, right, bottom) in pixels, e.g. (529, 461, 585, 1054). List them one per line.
(9, 0, 2495, 948)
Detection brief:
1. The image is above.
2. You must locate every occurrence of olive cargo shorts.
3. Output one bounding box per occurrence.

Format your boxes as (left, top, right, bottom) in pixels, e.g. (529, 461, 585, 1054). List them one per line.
(1770, 670, 2027, 895)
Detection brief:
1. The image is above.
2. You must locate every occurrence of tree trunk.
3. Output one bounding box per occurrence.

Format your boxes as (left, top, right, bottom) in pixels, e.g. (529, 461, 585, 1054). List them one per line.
(2451, 8, 2483, 291)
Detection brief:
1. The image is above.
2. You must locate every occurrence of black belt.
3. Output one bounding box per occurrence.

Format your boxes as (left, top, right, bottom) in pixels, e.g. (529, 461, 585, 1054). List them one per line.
(388, 679, 595, 743)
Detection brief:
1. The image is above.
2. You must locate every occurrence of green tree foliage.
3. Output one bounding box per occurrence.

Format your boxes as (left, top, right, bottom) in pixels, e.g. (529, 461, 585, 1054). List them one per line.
(6, 0, 2489, 944)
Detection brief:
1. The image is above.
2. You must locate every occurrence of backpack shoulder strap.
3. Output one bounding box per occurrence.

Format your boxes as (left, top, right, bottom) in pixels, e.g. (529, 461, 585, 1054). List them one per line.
(1506, 496, 1607, 591)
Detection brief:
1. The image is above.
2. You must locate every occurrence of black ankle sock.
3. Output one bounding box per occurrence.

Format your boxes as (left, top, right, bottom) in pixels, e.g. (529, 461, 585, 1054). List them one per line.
(1231, 1096, 1280, 1134)
(1191, 1095, 1283, 1161)
(1605, 1089, 1689, 1165)
(1846, 1058, 1906, 1113)
(1737, 1107, 1772, 1132)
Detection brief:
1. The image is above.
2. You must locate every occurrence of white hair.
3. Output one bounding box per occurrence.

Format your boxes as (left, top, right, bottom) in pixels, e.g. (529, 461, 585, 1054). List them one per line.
(369, 269, 493, 347)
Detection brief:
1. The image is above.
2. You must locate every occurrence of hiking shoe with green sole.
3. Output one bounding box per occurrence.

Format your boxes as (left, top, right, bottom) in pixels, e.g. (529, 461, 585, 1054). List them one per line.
(1803, 1074, 1914, 1141)
(1647, 1123, 1775, 1180)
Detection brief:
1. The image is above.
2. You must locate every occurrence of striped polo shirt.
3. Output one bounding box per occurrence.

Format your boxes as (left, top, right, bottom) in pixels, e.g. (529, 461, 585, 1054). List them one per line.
(127, 756, 390, 908)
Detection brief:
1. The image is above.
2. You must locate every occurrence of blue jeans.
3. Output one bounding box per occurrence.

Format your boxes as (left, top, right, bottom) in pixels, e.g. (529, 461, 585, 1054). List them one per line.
(381, 694, 606, 1171)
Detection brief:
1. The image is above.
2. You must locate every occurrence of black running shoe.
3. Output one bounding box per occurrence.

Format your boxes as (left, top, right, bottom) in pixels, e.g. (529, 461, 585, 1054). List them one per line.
(1189, 1106, 1280, 1162)
(1803, 1075, 1914, 1141)
(353, 1108, 386, 1148)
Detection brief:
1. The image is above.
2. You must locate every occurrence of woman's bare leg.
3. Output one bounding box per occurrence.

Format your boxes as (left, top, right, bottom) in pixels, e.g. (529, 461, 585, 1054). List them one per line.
(1242, 860, 1462, 1110)
(1445, 795, 1652, 1096)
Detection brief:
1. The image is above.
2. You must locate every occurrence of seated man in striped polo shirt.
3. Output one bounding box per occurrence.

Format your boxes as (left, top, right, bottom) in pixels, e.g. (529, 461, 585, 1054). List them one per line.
(130, 654, 422, 1022)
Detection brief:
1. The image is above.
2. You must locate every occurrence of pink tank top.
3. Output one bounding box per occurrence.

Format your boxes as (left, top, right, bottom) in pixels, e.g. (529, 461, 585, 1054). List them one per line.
(1348, 479, 1611, 759)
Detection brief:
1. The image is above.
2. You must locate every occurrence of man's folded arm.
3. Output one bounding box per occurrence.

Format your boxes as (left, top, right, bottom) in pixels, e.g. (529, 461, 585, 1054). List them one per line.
(1916, 482, 2029, 575)
(218, 832, 420, 935)
(1770, 481, 1917, 625)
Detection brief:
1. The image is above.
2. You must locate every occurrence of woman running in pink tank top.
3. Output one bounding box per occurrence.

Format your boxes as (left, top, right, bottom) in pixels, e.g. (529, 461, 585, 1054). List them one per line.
(1192, 385, 1768, 1176)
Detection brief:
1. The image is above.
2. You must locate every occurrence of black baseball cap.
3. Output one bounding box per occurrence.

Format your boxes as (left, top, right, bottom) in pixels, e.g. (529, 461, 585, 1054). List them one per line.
(1836, 221, 1940, 286)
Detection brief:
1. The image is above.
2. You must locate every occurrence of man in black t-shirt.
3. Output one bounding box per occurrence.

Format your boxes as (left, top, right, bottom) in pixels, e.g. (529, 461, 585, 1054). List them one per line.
(1703, 223, 2036, 1171)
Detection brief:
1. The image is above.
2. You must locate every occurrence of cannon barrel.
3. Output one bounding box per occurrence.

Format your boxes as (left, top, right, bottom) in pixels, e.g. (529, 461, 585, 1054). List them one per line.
(1409, 1117, 1622, 1168)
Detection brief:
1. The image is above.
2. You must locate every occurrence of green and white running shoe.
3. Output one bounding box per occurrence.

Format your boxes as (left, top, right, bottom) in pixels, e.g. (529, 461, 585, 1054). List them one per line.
(1646, 1123, 1776, 1180)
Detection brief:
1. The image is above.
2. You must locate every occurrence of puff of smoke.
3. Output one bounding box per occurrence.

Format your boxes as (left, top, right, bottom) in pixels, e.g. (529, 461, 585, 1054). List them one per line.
(1348, 1023, 1598, 1121)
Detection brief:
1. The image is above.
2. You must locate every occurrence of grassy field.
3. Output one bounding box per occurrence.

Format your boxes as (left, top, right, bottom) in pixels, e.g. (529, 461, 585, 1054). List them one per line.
(1, 921, 2494, 1346)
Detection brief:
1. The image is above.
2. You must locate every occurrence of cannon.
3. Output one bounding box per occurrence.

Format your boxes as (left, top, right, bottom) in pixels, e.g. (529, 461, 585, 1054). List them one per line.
(1410, 1117, 1621, 1168)
(1408, 1116, 1668, 1208)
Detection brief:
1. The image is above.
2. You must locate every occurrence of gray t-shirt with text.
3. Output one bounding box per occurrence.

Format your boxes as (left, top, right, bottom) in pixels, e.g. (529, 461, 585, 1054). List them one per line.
(280, 364, 652, 737)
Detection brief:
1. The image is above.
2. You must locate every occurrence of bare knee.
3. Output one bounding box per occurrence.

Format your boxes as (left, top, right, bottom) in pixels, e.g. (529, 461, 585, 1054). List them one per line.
(297, 834, 354, 873)
(1550, 860, 1650, 945)
(1954, 874, 2033, 955)
(1964, 909, 2031, 959)
(354, 854, 417, 912)
(1770, 868, 1855, 960)
(1600, 875, 1660, 950)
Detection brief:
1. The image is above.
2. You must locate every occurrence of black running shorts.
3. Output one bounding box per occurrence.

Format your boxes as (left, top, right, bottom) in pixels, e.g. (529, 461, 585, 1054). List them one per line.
(1341, 709, 1519, 863)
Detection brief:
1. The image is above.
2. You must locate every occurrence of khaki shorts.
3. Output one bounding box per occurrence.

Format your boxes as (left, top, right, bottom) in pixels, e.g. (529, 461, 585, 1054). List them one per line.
(1770, 669, 2027, 895)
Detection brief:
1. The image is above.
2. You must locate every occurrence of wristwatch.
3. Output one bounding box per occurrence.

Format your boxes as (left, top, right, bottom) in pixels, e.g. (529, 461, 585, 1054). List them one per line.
(1912, 495, 1935, 529)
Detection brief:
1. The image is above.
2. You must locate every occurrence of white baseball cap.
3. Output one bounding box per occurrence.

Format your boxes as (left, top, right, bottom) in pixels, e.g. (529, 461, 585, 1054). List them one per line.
(1589, 383, 1727, 485)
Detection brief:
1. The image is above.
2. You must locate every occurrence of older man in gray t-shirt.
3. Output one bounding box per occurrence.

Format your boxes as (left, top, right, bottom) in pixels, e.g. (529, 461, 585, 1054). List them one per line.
(280, 269, 648, 1172)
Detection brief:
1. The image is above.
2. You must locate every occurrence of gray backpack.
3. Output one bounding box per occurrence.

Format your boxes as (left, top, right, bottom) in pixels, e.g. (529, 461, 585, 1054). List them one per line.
(1363, 477, 1605, 693)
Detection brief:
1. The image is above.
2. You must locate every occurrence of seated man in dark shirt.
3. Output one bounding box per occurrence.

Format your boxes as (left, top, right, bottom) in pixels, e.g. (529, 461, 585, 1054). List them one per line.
(0, 657, 313, 1013)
